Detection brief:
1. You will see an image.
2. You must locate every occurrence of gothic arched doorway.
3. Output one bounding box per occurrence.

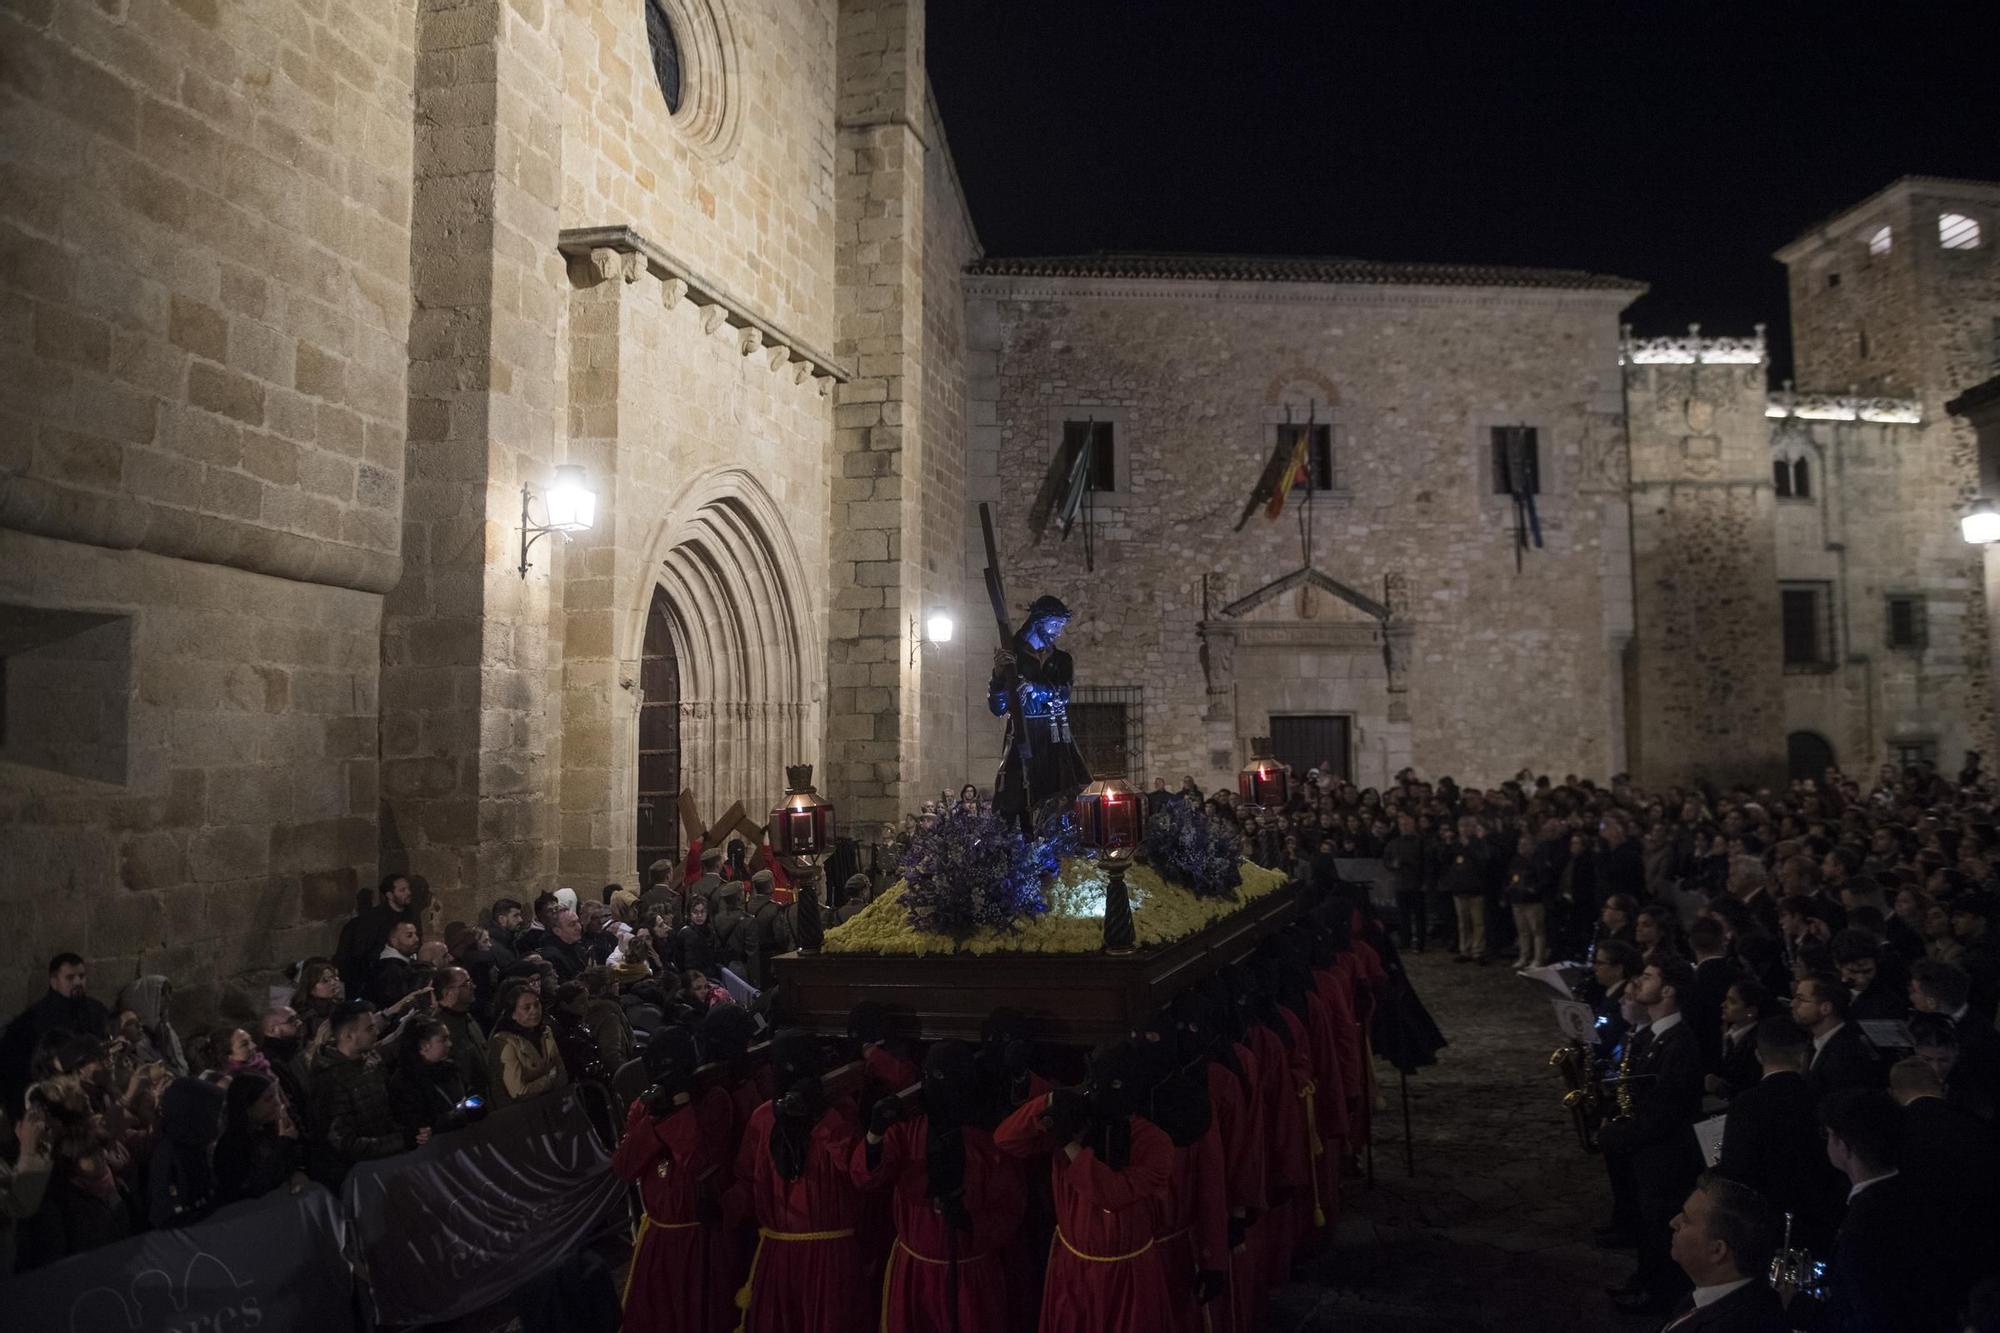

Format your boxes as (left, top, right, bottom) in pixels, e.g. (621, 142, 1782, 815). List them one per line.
(636, 585, 683, 879)
(1786, 730, 1836, 783)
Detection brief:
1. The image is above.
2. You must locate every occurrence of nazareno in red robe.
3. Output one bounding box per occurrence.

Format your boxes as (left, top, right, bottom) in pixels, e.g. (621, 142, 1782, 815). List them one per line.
(728, 1098, 869, 1333)
(613, 1092, 733, 1333)
(994, 1094, 1176, 1333)
(851, 1116, 1026, 1333)
(1210, 1045, 1265, 1333)
(1149, 1117, 1229, 1333)
(1244, 1021, 1308, 1286)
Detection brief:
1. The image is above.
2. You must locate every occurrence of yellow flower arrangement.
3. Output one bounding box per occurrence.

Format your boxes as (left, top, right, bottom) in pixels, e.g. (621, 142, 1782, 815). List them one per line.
(822, 858, 1290, 957)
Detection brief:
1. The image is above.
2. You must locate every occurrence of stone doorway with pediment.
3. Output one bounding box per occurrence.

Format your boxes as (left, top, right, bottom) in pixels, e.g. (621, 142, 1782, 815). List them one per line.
(1199, 567, 1414, 790)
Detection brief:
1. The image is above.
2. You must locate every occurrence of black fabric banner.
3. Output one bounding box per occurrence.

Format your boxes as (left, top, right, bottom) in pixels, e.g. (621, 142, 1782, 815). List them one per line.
(342, 1088, 624, 1325)
(0, 1184, 359, 1333)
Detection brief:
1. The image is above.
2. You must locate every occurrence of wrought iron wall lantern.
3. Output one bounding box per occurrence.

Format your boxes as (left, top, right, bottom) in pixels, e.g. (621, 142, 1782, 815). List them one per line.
(518, 464, 598, 577)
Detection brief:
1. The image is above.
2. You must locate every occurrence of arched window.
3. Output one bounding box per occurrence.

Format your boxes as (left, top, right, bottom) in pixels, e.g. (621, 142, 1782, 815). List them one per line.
(1867, 225, 1892, 256)
(645, 0, 683, 114)
(1940, 212, 1982, 251)
(1791, 456, 1811, 499)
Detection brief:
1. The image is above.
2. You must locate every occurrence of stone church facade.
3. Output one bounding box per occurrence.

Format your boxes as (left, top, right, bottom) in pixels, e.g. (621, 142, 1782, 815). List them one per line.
(0, 0, 1994, 1010)
(0, 0, 979, 1009)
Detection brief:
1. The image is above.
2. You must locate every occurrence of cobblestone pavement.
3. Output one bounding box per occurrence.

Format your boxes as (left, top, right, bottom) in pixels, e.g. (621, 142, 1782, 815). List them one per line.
(1267, 952, 1657, 1332)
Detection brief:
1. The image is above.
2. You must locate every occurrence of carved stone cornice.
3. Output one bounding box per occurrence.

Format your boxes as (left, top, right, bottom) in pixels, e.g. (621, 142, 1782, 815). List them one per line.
(559, 225, 853, 384)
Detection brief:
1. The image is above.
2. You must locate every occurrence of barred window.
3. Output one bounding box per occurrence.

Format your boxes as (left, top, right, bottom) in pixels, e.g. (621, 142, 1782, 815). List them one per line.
(1940, 212, 1982, 251)
(1885, 595, 1927, 652)
(1070, 686, 1143, 782)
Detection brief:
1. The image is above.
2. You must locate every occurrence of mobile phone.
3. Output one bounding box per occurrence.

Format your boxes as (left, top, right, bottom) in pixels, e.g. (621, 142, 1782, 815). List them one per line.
(459, 1095, 483, 1110)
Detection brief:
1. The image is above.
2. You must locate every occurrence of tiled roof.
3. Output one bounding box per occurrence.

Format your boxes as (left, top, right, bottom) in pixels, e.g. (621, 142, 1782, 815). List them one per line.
(964, 251, 1644, 291)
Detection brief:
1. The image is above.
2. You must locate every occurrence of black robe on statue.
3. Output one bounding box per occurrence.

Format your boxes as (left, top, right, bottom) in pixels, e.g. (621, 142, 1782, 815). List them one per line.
(988, 636, 1090, 826)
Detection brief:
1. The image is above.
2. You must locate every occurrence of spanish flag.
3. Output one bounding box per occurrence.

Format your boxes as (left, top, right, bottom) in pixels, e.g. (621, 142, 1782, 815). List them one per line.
(1234, 420, 1314, 531)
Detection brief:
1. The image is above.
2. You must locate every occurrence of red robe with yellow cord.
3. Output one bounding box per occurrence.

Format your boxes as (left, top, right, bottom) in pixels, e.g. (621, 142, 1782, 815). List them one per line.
(728, 1099, 869, 1333)
(1211, 1044, 1265, 1333)
(850, 1116, 1026, 1333)
(994, 1094, 1175, 1333)
(1150, 1117, 1230, 1333)
(612, 1092, 731, 1333)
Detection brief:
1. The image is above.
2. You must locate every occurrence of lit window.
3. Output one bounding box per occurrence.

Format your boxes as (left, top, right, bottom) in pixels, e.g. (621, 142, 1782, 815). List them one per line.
(1940, 212, 1982, 250)
(1867, 225, 1892, 256)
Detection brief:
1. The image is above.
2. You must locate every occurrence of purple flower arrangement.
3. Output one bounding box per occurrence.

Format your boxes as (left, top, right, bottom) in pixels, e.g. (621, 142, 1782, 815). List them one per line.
(898, 804, 1054, 936)
(1142, 798, 1243, 901)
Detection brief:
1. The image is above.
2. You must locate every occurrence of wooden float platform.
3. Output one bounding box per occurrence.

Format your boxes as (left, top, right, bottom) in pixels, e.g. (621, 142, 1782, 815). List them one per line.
(769, 880, 1303, 1045)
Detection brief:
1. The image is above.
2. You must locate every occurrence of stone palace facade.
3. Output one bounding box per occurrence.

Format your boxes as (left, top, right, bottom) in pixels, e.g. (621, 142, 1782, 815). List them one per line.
(0, 0, 1995, 1009)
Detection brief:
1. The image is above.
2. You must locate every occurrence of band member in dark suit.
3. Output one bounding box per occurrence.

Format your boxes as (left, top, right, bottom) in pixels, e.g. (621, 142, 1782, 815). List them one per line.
(1784, 1090, 1958, 1333)
(1602, 957, 1706, 1315)
(1583, 939, 1645, 1064)
(1689, 917, 1740, 1068)
(1792, 973, 1879, 1102)
(1663, 1172, 1790, 1332)
(1889, 1055, 2000, 1290)
(1706, 980, 1767, 1103)
(1716, 1018, 1844, 1254)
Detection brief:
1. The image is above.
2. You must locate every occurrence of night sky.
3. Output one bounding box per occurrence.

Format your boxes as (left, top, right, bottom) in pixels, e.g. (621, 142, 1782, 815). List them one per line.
(927, 1, 2000, 382)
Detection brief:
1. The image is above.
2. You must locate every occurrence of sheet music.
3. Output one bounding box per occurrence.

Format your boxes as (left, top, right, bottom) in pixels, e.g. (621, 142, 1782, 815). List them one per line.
(1694, 1114, 1726, 1168)
(1518, 963, 1579, 998)
(1550, 997, 1597, 1044)
(1858, 1019, 1915, 1051)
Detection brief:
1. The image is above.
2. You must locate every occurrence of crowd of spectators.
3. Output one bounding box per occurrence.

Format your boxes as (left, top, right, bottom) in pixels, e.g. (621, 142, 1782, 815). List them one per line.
(1325, 756, 2000, 1331)
(0, 848, 810, 1279)
(0, 815, 1418, 1333)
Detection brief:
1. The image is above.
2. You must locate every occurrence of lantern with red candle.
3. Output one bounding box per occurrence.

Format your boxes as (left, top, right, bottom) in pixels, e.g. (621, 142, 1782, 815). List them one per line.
(1237, 737, 1288, 811)
(770, 764, 834, 952)
(1073, 777, 1143, 953)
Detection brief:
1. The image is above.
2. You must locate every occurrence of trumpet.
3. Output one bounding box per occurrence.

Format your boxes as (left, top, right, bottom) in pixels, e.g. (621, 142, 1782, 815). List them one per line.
(1549, 1040, 1607, 1151)
(1768, 1211, 1825, 1298)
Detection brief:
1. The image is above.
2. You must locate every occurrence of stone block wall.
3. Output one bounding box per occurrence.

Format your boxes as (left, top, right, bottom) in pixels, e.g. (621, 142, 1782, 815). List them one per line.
(381, 0, 565, 920)
(1624, 358, 1786, 787)
(1623, 358, 1786, 786)
(0, 0, 414, 1012)
(0, 530, 379, 1015)
(827, 0, 928, 831)
(963, 275, 1639, 792)
(0, 0, 415, 592)
(913, 85, 978, 802)
(557, 0, 837, 344)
